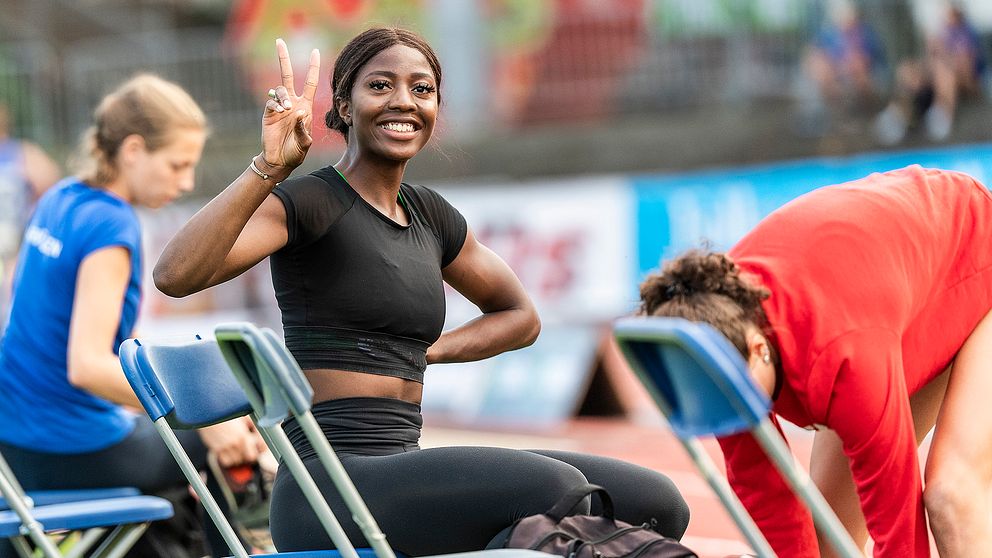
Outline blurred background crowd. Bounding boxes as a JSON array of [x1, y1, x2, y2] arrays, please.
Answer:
[[4, 0, 990, 179], [2, 0, 992, 428]]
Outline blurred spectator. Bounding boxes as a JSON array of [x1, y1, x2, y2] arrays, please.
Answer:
[[798, 0, 886, 135], [0, 74, 265, 558], [874, 3, 986, 145], [0, 101, 60, 329]]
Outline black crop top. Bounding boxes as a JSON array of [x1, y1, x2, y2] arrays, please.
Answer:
[[270, 166, 467, 383]]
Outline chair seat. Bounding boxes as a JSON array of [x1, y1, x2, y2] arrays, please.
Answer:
[[243, 548, 389, 557], [433, 552, 558, 558], [0, 487, 141, 511], [243, 549, 556, 558], [0, 495, 173, 536]]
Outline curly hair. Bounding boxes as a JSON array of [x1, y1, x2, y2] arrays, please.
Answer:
[[639, 250, 772, 360]]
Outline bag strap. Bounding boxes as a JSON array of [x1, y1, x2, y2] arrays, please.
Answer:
[[546, 483, 615, 521]]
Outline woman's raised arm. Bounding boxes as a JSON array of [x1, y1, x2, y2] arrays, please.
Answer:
[[154, 39, 319, 297], [430, 227, 541, 364]]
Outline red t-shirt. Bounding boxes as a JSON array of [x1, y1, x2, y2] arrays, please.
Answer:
[[723, 166, 992, 557]]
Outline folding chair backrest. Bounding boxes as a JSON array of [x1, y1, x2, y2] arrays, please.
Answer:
[[214, 322, 396, 558], [213, 323, 313, 427], [120, 335, 259, 558], [119, 336, 252, 428], [613, 317, 769, 438], [613, 316, 861, 558]]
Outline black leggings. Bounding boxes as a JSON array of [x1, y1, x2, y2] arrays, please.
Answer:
[[270, 398, 690, 556], [0, 416, 231, 557]]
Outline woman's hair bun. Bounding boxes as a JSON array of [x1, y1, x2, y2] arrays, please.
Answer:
[[640, 250, 768, 315]]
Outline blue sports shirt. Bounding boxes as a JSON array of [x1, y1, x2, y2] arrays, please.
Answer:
[[0, 179, 141, 453]]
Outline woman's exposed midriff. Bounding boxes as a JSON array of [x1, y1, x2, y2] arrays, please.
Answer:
[[304, 368, 425, 404]]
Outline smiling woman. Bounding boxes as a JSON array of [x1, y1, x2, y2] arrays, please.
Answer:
[[153, 28, 691, 555]]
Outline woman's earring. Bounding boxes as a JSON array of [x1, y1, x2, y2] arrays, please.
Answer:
[[762, 350, 771, 365]]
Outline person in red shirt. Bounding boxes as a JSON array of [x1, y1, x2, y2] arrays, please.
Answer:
[[640, 165, 992, 557]]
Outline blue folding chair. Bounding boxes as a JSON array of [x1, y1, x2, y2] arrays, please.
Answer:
[[0, 449, 173, 558], [120, 329, 558, 558], [212, 323, 394, 558], [213, 324, 566, 558], [612, 316, 862, 558], [212, 324, 563, 558], [119, 334, 363, 558], [0, 488, 140, 512]]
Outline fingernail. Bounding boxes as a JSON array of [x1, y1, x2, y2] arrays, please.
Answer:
[[283, 100, 292, 108]]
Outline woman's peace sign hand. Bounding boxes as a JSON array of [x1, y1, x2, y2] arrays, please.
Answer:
[[260, 38, 320, 174]]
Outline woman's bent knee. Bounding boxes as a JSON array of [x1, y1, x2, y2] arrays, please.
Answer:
[[666, 489, 691, 538], [924, 471, 980, 530]]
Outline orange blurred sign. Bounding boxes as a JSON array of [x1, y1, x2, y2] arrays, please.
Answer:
[[225, 0, 426, 150]]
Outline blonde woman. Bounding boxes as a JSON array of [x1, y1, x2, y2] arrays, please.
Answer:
[[0, 74, 264, 557]]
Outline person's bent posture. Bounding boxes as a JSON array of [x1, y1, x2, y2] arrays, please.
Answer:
[[642, 166, 992, 557]]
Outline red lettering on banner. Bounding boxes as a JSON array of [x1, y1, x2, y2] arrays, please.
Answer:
[[471, 223, 584, 301]]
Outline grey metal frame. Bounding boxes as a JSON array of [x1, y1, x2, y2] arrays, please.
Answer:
[[0, 451, 151, 558], [673, 420, 864, 558], [150, 418, 250, 558], [614, 320, 863, 558], [249, 414, 360, 558], [0, 453, 62, 557], [675, 437, 774, 557], [750, 420, 863, 557], [214, 322, 396, 558]]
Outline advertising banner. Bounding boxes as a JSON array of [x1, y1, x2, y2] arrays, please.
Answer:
[[440, 176, 636, 326], [634, 143, 992, 283]]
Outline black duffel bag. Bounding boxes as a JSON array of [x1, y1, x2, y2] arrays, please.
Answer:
[[503, 483, 698, 558]]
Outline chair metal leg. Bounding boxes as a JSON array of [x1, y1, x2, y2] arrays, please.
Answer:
[[63, 527, 109, 558], [752, 420, 863, 558], [678, 438, 775, 557], [90, 523, 149, 558], [0, 454, 27, 503], [0, 471, 63, 558], [263, 425, 360, 558], [298, 411, 396, 558], [10, 535, 36, 558], [0, 452, 63, 557], [153, 419, 249, 558], [251, 414, 282, 462]]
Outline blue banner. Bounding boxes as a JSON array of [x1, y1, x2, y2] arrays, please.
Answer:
[[633, 142, 992, 280]]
